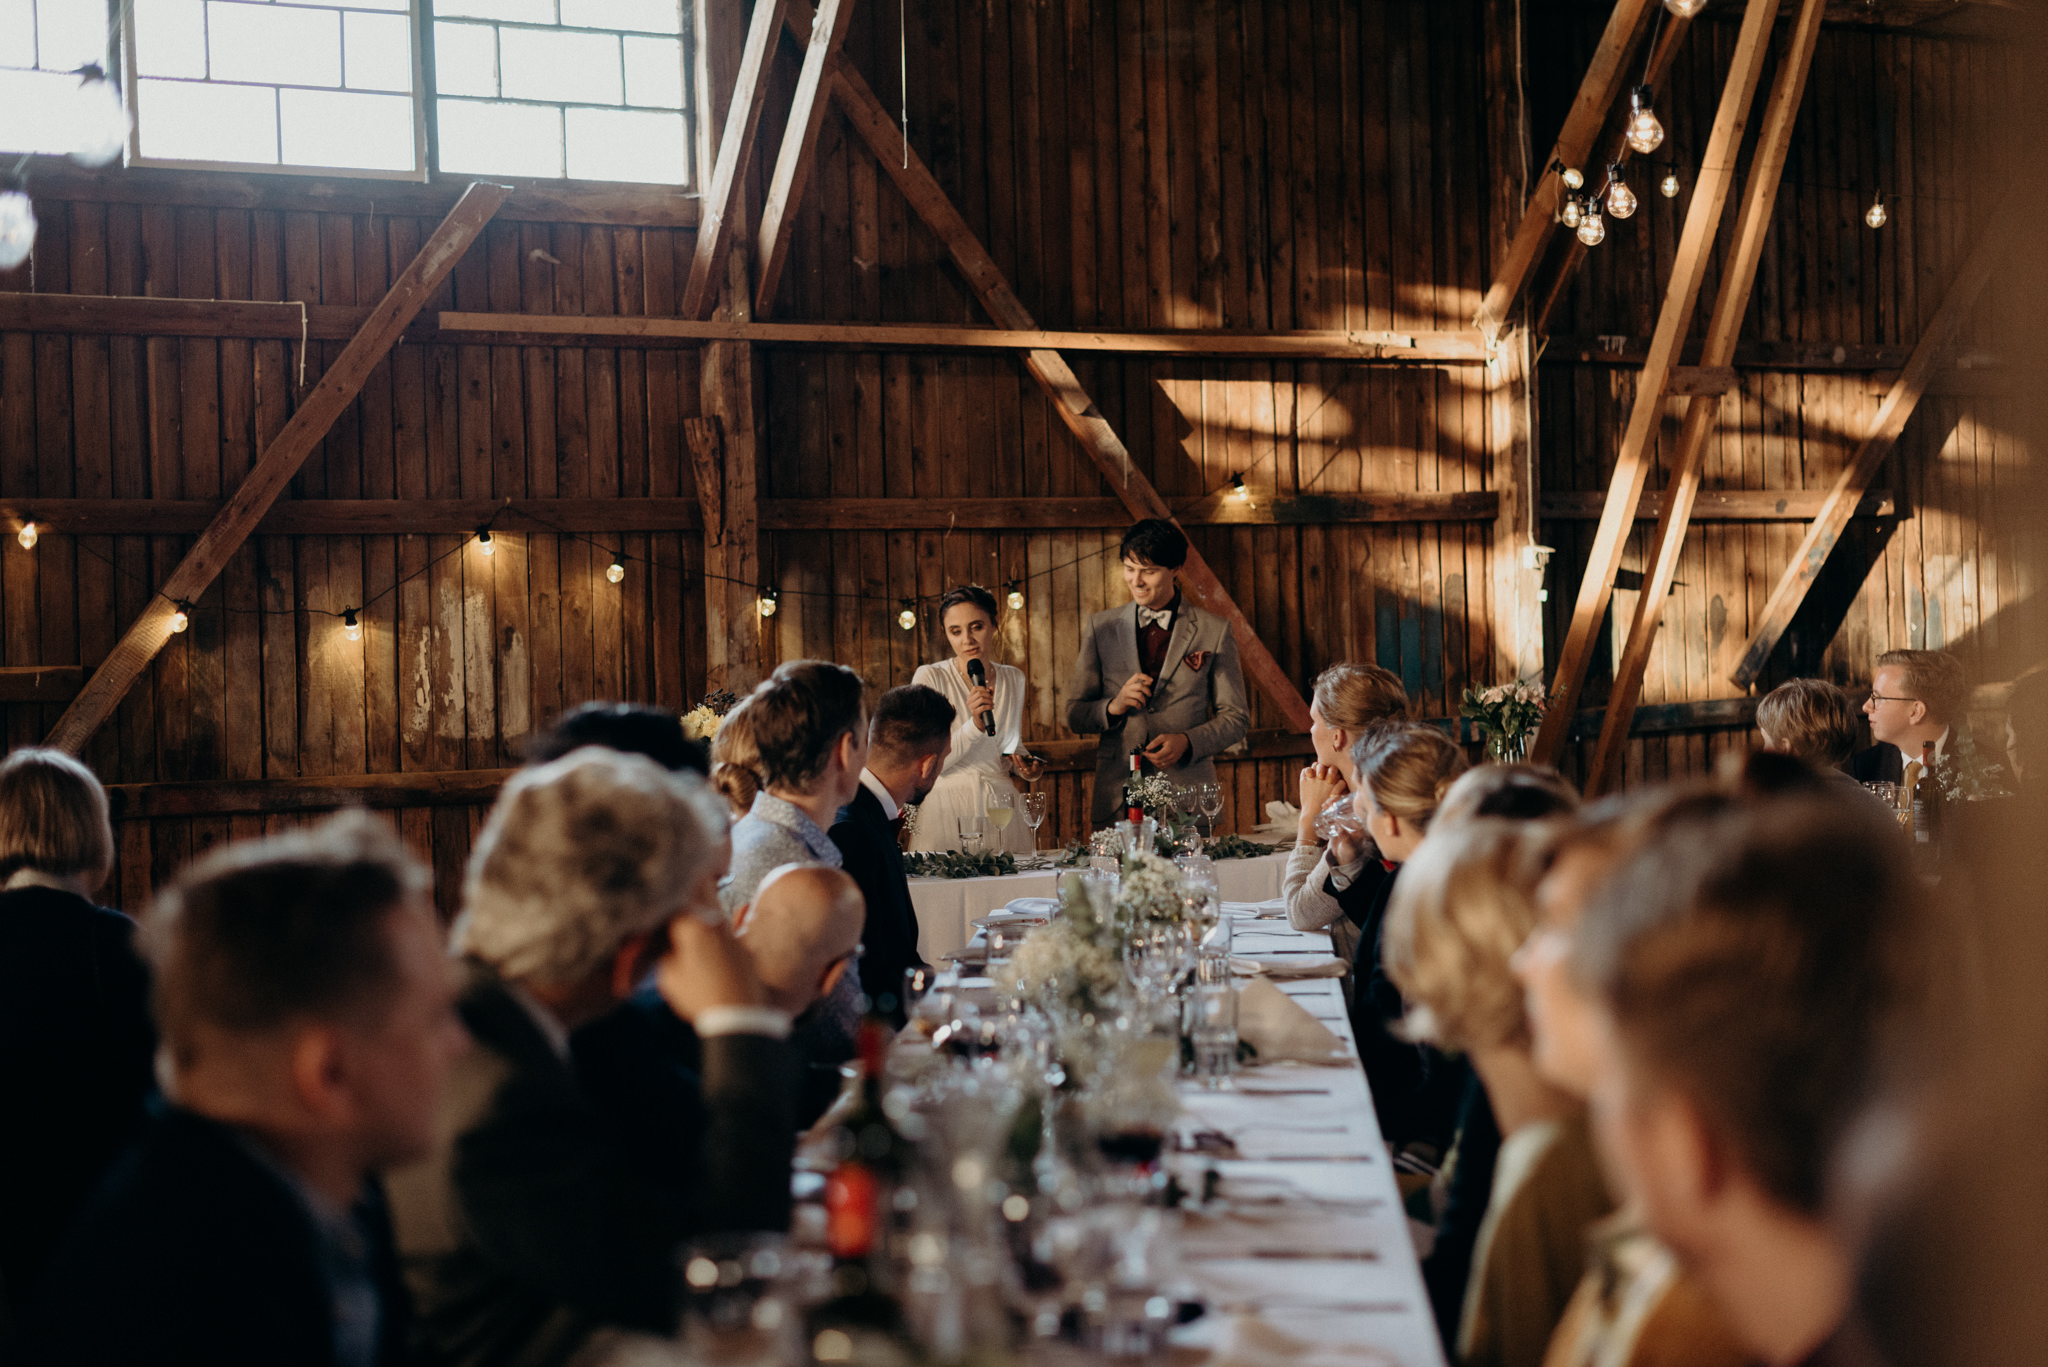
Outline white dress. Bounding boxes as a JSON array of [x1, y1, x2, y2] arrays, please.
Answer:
[[906, 659, 1036, 853]]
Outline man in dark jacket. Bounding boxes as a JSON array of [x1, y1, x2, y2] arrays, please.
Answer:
[[12, 812, 467, 1367], [830, 684, 955, 1025]]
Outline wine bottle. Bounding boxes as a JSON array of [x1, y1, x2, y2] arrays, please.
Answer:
[[1127, 750, 1145, 824], [813, 1020, 909, 1343]]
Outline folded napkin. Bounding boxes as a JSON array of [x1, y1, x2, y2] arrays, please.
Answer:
[[1252, 798, 1302, 841], [1237, 977, 1348, 1063], [998, 897, 1059, 917], [1210, 1312, 1402, 1367], [1230, 955, 1349, 980]]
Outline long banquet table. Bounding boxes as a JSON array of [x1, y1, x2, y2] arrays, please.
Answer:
[[909, 851, 1290, 962]]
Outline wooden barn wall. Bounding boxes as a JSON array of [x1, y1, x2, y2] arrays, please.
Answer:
[[1529, 10, 2035, 788]]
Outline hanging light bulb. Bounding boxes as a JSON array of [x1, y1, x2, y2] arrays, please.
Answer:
[[1626, 86, 1665, 155], [476, 528, 494, 556], [1865, 193, 1887, 229], [1560, 194, 1584, 229], [68, 65, 131, 168], [1229, 472, 1252, 504], [1660, 170, 1682, 199], [897, 602, 917, 632], [1663, 0, 1707, 17], [1559, 165, 1584, 191], [606, 555, 625, 584], [16, 521, 36, 550], [168, 602, 190, 634], [1576, 205, 1606, 247], [1605, 165, 1637, 220], [0, 186, 36, 272], [1005, 583, 1025, 611], [342, 608, 362, 641], [757, 587, 779, 618]]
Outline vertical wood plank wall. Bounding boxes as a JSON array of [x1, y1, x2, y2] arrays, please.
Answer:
[[0, 1, 2025, 910]]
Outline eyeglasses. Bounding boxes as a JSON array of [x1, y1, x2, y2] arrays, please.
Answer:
[[1866, 691, 1919, 706]]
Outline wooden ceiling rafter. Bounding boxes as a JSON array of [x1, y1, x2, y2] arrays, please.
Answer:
[[1585, 0, 1830, 796], [752, 0, 857, 317], [679, 0, 787, 319]]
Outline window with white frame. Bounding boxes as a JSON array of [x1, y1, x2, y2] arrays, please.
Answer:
[[0, 0, 694, 186]]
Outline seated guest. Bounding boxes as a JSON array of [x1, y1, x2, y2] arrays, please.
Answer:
[[15, 812, 465, 1367], [387, 751, 794, 1367], [1286, 663, 1412, 970], [1434, 763, 1580, 830], [1851, 648, 1967, 783], [525, 701, 709, 775], [1384, 819, 1614, 1367], [1572, 779, 1927, 1366], [830, 684, 953, 1025], [1347, 721, 1469, 1154], [732, 865, 867, 1024], [1756, 679, 1862, 777], [0, 749, 156, 1324], [709, 701, 765, 816]]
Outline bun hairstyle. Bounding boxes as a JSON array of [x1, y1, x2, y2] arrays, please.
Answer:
[[939, 584, 1000, 624], [1311, 663, 1411, 730], [709, 703, 764, 816], [1351, 722, 1470, 834]]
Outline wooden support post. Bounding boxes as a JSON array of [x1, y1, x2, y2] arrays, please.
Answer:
[[43, 182, 510, 755], [1473, 0, 1658, 339], [824, 52, 1312, 731], [680, 0, 785, 320], [685, 407, 762, 694], [1586, 0, 1827, 795], [1529, 0, 1780, 768], [753, 0, 856, 317], [1728, 205, 2015, 688]]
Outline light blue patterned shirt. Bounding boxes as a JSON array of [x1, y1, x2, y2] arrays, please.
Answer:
[[720, 791, 862, 1062]]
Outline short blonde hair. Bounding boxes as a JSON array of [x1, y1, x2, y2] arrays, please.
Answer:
[[1383, 818, 1554, 1052], [1875, 649, 1968, 724], [1353, 723, 1470, 832], [1756, 679, 1861, 768], [454, 748, 730, 985], [1312, 664, 1411, 731], [0, 747, 114, 884]]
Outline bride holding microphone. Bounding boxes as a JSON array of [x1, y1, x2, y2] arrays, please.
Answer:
[[907, 585, 1044, 853]]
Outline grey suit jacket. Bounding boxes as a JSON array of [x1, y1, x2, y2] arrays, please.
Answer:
[[1066, 599, 1251, 827]]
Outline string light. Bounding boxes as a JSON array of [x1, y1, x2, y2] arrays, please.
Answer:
[[1005, 582, 1025, 611], [1605, 164, 1637, 220], [1865, 193, 1887, 229], [897, 601, 917, 632], [15, 521, 35, 550], [0, 183, 35, 272], [1560, 195, 1584, 229], [757, 587, 779, 618], [1660, 171, 1681, 199], [342, 607, 362, 641], [1626, 86, 1665, 155], [1576, 205, 1606, 247], [1229, 472, 1254, 507], [1663, 0, 1707, 16], [476, 528, 494, 556], [606, 555, 625, 584], [168, 601, 191, 634], [1558, 164, 1584, 191], [68, 65, 130, 168]]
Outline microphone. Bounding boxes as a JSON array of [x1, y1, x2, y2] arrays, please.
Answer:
[[967, 658, 996, 736]]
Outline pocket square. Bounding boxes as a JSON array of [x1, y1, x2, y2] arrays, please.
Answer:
[[1183, 650, 1213, 672]]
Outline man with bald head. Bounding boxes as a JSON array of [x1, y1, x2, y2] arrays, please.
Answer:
[[732, 864, 867, 1020]]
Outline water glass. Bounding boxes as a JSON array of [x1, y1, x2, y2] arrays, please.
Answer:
[[1313, 792, 1367, 844], [1189, 983, 1239, 1089], [957, 814, 987, 854]]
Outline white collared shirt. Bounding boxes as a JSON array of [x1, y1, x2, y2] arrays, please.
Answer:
[[859, 767, 901, 821]]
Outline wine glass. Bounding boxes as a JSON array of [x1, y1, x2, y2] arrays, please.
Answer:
[[1173, 784, 1204, 853], [984, 782, 1016, 845], [1020, 791, 1048, 852], [1198, 782, 1225, 840]]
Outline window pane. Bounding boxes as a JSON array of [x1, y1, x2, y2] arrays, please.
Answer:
[[431, 21, 496, 97], [0, 67, 83, 154], [343, 10, 412, 92], [209, 2, 342, 88], [0, 0, 31, 68], [561, 0, 679, 36], [621, 35, 680, 109], [335, 0, 409, 10], [37, 0, 107, 70], [498, 26, 618, 106], [132, 0, 207, 79], [280, 87, 414, 169], [436, 97, 560, 177], [565, 106, 683, 184], [135, 77, 277, 162], [434, 0, 553, 22]]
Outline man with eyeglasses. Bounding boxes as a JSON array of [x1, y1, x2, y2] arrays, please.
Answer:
[[1849, 648, 1968, 785]]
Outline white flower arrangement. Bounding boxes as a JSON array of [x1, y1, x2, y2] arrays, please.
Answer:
[[1122, 771, 1183, 819], [1115, 848, 1190, 926], [679, 705, 723, 740], [1460, 679, 1549, 761], [991, 921, 1122, 1015]]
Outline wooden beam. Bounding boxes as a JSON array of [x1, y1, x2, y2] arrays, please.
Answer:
[[825, 51, 1313, 732], [680, 0, 786, 319], [1529, 0, 1781, 768], [42, 182, 510, 755], [1, 498, 704, 536], [1541, 489, 1896, 521], [1669, 365, 1738, 396], [753, 0, 856, 316], [1588, 0, 1828, 796], [1545, 334, 1922, 371], [104, 769, 515, 820], [1728, 203, 2015, 687], [1473, 0, 1659, 338], [0, 666, 84, 703]]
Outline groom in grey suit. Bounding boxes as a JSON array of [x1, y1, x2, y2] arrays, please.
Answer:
[[1067, 519, 1251, 828]]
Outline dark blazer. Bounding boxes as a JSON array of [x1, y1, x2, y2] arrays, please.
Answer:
[[830, 783, 924, 1027], [0, 885, 156, 1318], [384, 962, 796, 1367], [1347, 866, 1466, 1154], [1848, 743, 1905, 785], [11, 1106, 410, 1367]]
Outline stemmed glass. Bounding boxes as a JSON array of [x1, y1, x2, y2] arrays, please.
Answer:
[[1173, 784, 1204, 853], [1198, 782, 1225, 841], [983, 781, 1017, 846], [1020, 791, 1048, 853]]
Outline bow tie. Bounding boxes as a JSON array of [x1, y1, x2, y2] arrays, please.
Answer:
[[1138, 606, 1173, 629]]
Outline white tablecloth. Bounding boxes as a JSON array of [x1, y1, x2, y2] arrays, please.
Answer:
[[909, 851, 1291, 961]]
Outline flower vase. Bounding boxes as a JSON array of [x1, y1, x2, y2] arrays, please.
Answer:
[[1485, 730, 1530, 764]]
